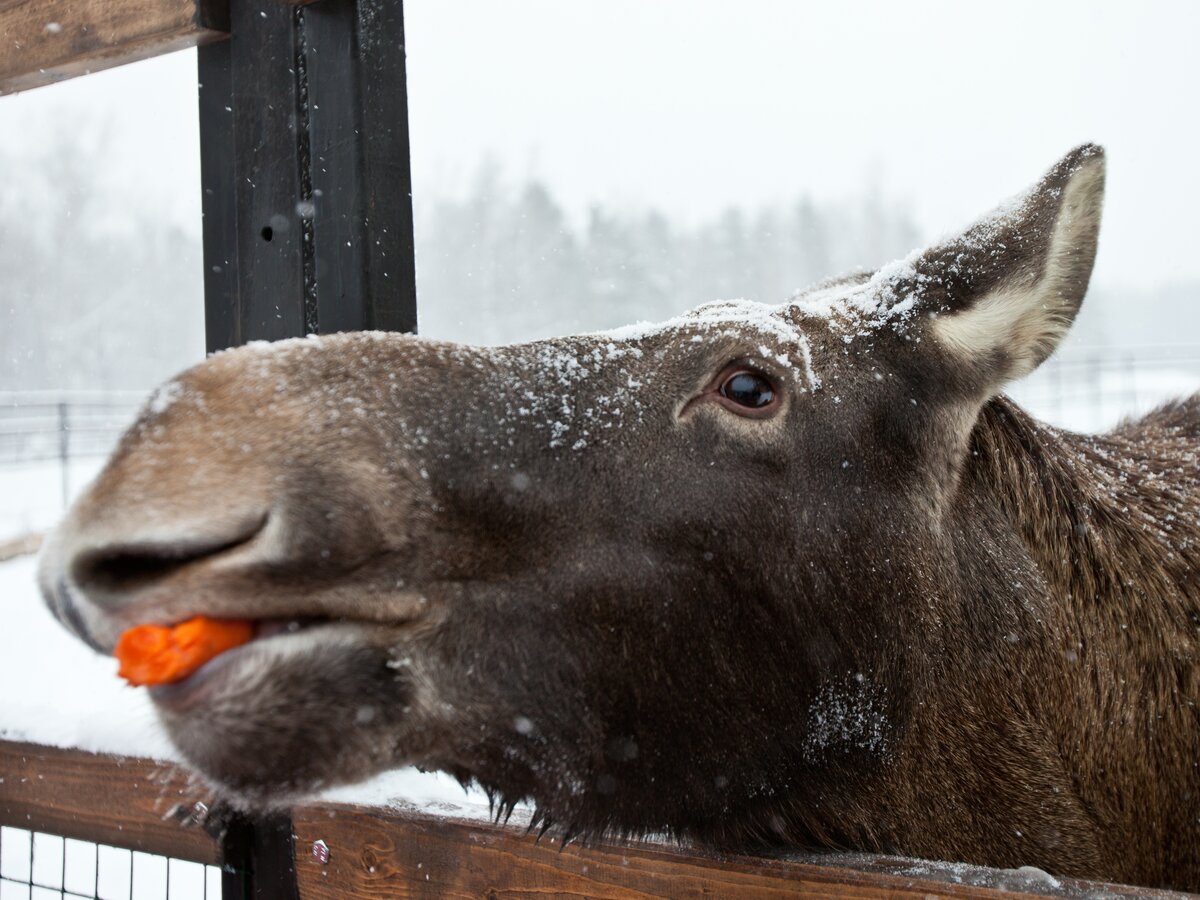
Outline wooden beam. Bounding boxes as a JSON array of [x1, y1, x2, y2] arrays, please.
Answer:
[[0, 0, 229, 95], [0, 739, 1184, 897], [291, 803, 1184, 899], [0, 740, 220, 864], [199, 0, 417, 353]]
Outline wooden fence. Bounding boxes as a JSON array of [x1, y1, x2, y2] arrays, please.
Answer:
[[1, 739, 1186, 898]]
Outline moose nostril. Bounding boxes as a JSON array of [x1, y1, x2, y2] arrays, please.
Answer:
[[69, 516, 269, 598], [74, 546, 204, 593]]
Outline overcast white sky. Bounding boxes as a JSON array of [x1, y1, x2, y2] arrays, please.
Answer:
[[0, 0, 1197, 293]]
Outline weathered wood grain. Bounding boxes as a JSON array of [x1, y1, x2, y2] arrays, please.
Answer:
[[0, 740, 219, 863], [0, 0, 229, 95], [0, 739, 1186, 897], [291, 803, 1185, 899]]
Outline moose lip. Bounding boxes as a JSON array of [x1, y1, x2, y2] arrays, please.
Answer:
[[147, 616, 331, 707], [252, 616, 327, 640]]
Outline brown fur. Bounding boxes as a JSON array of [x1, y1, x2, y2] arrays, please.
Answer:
[[37, 145, 1200, 889]]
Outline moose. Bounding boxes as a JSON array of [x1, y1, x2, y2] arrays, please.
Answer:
[[37, 145, 1200, 890]]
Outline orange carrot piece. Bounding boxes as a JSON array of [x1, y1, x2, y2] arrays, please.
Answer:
[[115, 616, 254, 686]]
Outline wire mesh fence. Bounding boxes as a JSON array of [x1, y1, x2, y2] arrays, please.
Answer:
[[0, 393, 144, 468], [0, 826, 221, 900], [0, 393, 143, 539], [1006, 346, 1200, 433]]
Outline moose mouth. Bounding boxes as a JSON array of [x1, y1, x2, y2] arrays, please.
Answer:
[[145, 615, 334, 707]]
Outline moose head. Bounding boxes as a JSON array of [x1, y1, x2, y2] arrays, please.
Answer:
[[45, 145, 1191, 886]]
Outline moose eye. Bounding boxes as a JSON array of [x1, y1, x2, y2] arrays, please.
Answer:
[[719, 370, 776, 410]]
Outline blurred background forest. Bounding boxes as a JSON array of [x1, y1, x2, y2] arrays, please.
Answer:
[[2, 126, 1193, 392], [0, 133, 925, 392]]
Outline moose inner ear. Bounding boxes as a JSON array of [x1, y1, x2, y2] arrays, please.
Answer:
[[921, 144, 1106, 389]]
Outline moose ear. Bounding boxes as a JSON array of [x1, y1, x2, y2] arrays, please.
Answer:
[[919, 144, 1106, 386]]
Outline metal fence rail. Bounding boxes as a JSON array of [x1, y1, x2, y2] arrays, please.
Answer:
[[1007, 345, 1200, 432], [0, 394, 143, 514], [0, 400, 143, 466]]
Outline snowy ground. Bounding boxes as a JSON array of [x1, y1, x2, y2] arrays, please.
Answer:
[[0, 458, 104, 546], [0, 554, 494, 822]]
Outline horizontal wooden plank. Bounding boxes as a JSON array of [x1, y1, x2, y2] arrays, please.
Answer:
[[0, 740, 219, 864], [291, 803, 1185, 899], [1, 739, 1183, 897], [0, 0, 229, 95]]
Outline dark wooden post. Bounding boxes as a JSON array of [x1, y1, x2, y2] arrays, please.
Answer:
[[198, 0, 417, 354], [195, 0, 417, 894], [219, 812, 303, 900], [304, 0, 419, 335]]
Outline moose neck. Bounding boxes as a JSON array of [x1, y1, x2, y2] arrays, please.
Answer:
[[925, 394, 1200, 886], [966, 394, 1200, 615]]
